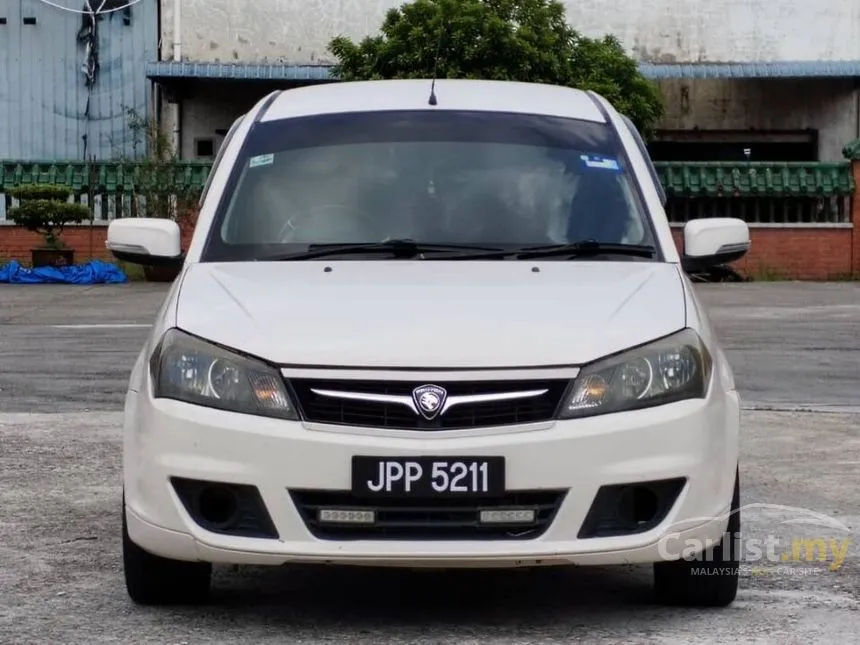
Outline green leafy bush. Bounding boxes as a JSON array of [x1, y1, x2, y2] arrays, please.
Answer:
[[328, 0, 664, 137], [8, 185, 74, 202], [7, 184, 89, 249]]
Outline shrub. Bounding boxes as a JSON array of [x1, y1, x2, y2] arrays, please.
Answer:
[[7, 184, 89, 249]]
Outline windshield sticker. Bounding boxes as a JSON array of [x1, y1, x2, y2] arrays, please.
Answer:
[[249, 153, 274, 168], [581, 155, 620, 171]]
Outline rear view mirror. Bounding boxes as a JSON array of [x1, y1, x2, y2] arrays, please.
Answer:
[[681, 218, 750, 273], [106, 218, 183, 267]]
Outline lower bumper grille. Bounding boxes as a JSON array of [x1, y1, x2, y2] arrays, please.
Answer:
[[171, 477, 279, 539], [577, 478, 686, 539], [289, 490, 568, 541]]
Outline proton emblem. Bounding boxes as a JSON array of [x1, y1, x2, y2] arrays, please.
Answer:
[[411, 384, 448, 420]]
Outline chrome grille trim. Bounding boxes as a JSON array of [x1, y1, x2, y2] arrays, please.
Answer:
[[309, 388, 550, 415]]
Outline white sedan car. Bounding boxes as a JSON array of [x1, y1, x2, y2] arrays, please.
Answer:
[[108, 79, 749, 608]]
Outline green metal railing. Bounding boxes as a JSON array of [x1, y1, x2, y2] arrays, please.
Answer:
[[653, 161, 856, 225], [0, 160, 211, 221], [653, 161, 855, 197], [0, 159, 855, 225], [0, 160, 211, 193]]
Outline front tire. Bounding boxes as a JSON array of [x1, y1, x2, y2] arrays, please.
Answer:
[[653, 468, 741, 607], [123, 498, 212, 605]]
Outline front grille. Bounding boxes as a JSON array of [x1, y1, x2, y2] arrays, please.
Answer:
[[290, 489, 568, 540], [287, 378, 570, 430]]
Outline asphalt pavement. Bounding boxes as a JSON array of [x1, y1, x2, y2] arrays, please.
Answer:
[[1, 281, 859, 644]]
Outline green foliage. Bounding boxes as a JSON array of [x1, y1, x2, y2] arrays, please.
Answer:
[[7, 184, 89, 249], [567, 35, 664, 140], [9, 184, 75, 202], [327, 0, 664, 137], [843, 138, 860, 161], [124, 107, 199, 219]]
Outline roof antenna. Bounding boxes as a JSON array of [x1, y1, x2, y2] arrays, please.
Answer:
[[428, 21, 444, 106]]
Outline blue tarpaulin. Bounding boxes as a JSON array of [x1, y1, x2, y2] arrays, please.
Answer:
[[0, 260, 128, 284]]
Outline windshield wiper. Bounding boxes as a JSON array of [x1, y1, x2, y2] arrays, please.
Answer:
[[260, 239, 513, 261], [258, 238, 655, 262], [515, 240, 656, 260]]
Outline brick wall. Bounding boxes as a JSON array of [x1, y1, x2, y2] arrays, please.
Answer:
[[853, 160, 860, 276], [0, 225, 111, 263], [0, 223, 196, 265], [670, 226, 856, 280]]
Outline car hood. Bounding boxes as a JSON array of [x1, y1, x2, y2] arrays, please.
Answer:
[[174, 261, 687, 368]]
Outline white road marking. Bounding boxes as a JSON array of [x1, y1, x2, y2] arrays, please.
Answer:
[[50, 323, 152, 329]]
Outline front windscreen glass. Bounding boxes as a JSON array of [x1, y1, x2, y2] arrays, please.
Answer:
[[202, 110, 656, 261]]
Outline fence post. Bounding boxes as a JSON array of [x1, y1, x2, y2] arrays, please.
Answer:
[[87, 156, 96, 261], [844, 140, 860, 276]]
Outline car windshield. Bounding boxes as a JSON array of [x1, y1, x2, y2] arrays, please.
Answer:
[[202, 110, 656, 261]]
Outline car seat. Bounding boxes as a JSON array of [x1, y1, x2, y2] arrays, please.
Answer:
[[566, 169, 633, 244]]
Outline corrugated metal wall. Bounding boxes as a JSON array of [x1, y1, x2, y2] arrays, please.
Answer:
[[0, 0, 158, 161]]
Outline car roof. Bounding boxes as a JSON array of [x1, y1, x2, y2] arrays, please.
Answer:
[[260, 79, 607, 124]]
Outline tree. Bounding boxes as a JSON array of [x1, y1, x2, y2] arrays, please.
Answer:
[[328, 0, 664, 138]]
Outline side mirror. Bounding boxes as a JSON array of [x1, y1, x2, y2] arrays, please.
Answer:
[[106, 218, 183, 267], [681, 218, 750, 273]]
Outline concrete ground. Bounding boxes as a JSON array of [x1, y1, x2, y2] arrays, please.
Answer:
[[1, 282, 859, 644]]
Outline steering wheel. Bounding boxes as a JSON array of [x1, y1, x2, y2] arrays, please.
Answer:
[[276, 204, 381, 243]]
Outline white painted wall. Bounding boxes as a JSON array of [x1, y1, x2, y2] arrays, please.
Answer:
[[571, 0, 860, 63], [160, 0, 860, 65]]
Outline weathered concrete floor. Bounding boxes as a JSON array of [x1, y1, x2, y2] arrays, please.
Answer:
[[1, 282, 859, 643], [0, 409, 857, 644]]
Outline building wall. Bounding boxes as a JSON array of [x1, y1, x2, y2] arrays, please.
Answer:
[[657, 79, 860, 161], [159, 0, 860, 161], [175, 78, 860, 162], [570, 0, 859, 64], [159, 0, 860, 65], [176, 84, 270, 159], [0, 0, 159, 160]]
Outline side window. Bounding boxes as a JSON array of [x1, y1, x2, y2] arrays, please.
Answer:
[[620, 114, 666, 206], [198, 115, 245, 206]]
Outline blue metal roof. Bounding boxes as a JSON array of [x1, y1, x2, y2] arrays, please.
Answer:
[[145, 61, 334, 81], [639, 60, 860, 79], [146, 59, 860, 83]]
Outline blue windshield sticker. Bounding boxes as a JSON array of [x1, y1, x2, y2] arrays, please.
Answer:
[[581, 154, 620, 171], [249, 153, 274, 168]]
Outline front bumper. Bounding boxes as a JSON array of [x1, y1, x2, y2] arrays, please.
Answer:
[[123, 382, 740, 568]]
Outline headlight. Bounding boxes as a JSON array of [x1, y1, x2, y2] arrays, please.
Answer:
[[150, 328, 298, 420], [559, 328, 712, 419]]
